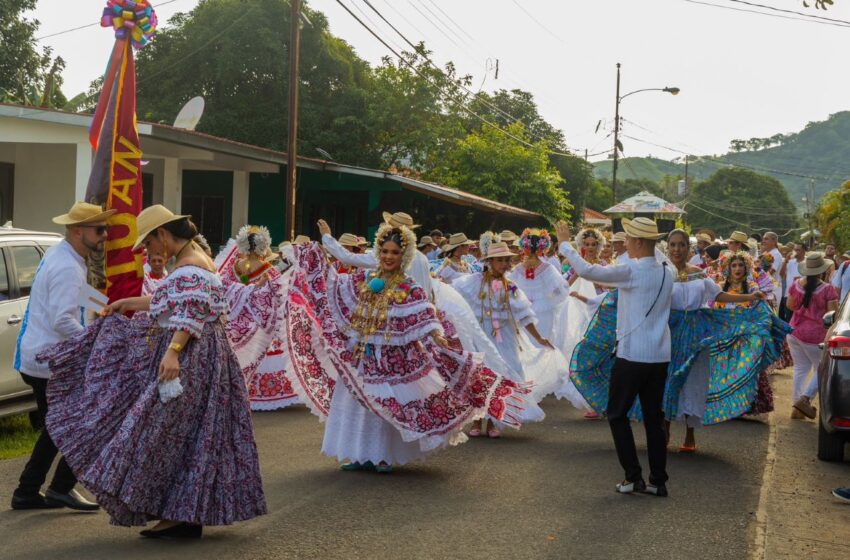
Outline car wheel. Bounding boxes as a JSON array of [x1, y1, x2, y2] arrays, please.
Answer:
[[817, 417, 846, 462], [27, 410, 43, 430]]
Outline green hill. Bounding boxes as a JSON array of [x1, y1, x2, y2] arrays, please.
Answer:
[[592, 111, 850, 206]]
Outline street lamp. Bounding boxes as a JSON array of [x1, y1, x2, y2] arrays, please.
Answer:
[[611, 63, 679, 205]]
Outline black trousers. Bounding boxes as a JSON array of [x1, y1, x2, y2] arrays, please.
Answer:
[[16, 373, 76, 496], [606, 358, 669, 486]]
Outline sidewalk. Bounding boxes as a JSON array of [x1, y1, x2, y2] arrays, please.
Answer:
[[754, 369, 850, 559]]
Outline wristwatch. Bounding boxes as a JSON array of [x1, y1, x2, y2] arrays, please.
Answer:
[[168, 342, 184, 354]]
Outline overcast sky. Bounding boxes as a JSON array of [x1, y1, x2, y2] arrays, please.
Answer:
[[30, 0, 850, 164]]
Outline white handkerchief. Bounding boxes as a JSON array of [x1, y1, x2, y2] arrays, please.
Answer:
[[158, 378, 184, 404]]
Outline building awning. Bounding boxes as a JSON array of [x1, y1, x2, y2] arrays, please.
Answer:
[[583, 207, 611, 225], [1, 103, 542, 220], [604, 190, 685, 215]]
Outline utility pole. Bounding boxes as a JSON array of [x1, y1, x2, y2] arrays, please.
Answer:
[[806, 178, 816, 249], [285, 0, 302, 241], [611, 62, 621, 206]]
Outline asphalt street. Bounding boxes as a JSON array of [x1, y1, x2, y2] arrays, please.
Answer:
[[0, 397, 768, 559]]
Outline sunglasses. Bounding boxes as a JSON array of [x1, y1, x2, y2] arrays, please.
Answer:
[[81, 225, 109, 235]]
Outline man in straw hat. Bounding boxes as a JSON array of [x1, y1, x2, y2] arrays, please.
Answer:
[[726, 230, 749, 253], [611, 231, 628, 265], [10, 202, 111, 511], [689, 232, 713, 267], [556, 217, 674, 497], [417, 236, 436, 256]]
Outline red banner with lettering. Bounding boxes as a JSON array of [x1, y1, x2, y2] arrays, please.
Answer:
[[87, 40, 144, 302]]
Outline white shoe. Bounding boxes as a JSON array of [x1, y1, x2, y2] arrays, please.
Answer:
[[615, 479, 646, 494]]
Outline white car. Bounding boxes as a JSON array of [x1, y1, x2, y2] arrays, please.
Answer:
[[0, 225, 63, 424]]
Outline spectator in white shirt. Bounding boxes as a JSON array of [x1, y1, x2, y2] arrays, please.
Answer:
[[761, 232, 786, 290], [689, 232, 712, 267], [831, 249, 850, 306], [557, 217, 674, 498], [11, 202, 112, 512]]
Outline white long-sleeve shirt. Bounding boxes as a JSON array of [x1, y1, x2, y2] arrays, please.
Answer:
[[831, 260, 850, 305], [321, 234, 434, 300], [560, 241, 674, 363], [14, 240, 87, 378]]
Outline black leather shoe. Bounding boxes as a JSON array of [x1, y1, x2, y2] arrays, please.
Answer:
[[44, 488, 100, 511], [140, 523, 203, 539], [11, 491, 64, 510]]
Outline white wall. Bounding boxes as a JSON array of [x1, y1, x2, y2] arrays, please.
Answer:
[[12, 143, 76, 233]]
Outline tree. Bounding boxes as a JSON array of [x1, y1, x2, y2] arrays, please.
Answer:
[[0, 0, 66, 107], [815, 180, 850, 249], [134, 0, 375, 166], [431, 122, 572, 223], [685, 168, 800, 238]]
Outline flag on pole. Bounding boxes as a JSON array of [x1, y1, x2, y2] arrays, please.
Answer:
[[85, 1, 158, 303]]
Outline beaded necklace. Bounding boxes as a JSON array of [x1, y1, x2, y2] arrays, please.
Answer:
[[478, 270, 522, 349], [350, 269, 409, 360]]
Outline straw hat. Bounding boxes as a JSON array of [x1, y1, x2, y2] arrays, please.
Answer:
[[480, 241, 517, 260], [417, 235, 435, 248], [132, 205, 190, 250], [293, 235, 311, 245], [798, 252, 834, 276], [52, 202, 117, 226], [356, 236, 368, 247], [382, 211, 420, 230], [611, 232, 627, 243], [439, 233, 476, 255], [338, 233, 360, 248], [726, 231, 749, 244], [695, 232, 712, 244], [622, 218, 665, 240], [499, 230, 519, 242]]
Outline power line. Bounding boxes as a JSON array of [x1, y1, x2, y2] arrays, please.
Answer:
[[335, 0, 578, 159], [682, 0, 850, 28], [422, 0, 476, 42], [509, 0, 569, 46], [406, 0, 466, 50], [35, 0, 184, 41], [356, 0, 578, 154], [417, 0, 474, 47], [725, 0, 850, 25]]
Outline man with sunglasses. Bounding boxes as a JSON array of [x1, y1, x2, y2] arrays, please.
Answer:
[[10, 202, 114, 512]]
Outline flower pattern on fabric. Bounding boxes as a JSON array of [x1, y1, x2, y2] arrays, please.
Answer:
[[571, 291, 792, 424], [282, 242, 530, 445], [40, 314, 266, 527], [149, 267, 227, 337]]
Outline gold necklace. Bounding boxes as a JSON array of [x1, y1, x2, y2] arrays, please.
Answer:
[[350, 269, 407, 359]]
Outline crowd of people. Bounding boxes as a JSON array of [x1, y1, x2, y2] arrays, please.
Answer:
[[8, 201, 850, 539]]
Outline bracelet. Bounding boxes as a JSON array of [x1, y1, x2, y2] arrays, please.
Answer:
[[168, 342, 184, 354]]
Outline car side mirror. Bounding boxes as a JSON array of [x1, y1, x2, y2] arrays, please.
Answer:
[[823, 310, 836, 328]]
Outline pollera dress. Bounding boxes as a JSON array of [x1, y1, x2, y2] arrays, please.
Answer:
[[282, 244, 533, 466], [41, 266, 266, 526], [570, 284, 791, 424], [452, 272, 566, 404], [215, 240, 301, 411]]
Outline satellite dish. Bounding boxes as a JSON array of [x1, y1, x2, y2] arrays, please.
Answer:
[[173, 96, 205, 130]]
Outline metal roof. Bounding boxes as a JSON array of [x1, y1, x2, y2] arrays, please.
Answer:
[[1, 103, 542, 219]]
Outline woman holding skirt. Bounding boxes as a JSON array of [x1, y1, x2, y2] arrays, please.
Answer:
[[40, 205, 266, 538]]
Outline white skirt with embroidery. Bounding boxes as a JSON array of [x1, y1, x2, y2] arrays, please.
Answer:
[[321, 386, 430, 466]]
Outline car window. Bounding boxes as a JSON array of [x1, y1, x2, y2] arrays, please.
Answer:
[[11, 246, 43, 298], [0, 252, 9, 302]]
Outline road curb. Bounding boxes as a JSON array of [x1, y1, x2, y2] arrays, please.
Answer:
[[749, 409, 776, 560]]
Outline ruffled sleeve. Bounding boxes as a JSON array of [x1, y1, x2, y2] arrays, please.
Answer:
[[508, 282, 537, 327], [149, 268, 226, 337]]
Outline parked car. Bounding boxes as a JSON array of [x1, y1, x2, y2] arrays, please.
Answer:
[[0, 225, 63, 426], [818, 304, 850, 461]]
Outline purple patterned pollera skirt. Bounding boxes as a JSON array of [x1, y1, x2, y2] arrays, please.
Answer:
[[42, 314, 267, 527]]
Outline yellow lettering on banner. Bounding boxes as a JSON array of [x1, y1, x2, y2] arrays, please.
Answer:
[[105, 212, 138, 252], [114, 136, 142, 175], [110, 179, 135, 206], [105, 253, 144, 289]]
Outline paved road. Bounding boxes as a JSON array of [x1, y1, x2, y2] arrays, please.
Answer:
[[0, 397, 768, 559]]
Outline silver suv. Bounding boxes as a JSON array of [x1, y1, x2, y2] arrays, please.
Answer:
[[0, 225, 63, 424]]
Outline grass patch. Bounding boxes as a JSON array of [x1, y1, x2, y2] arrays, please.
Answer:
[[0, 414, 39, 460]]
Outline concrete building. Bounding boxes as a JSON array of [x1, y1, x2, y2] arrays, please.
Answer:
[[0, 103, 544, 248]]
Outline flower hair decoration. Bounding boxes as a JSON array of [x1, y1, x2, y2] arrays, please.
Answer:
[[236, 225, 272, 257], [373, 223, 417, 272], [577, 226, 603, 243], [719, 250, 754, 279], [518, 228, 552, 256], [478, 231, 501, 258]]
